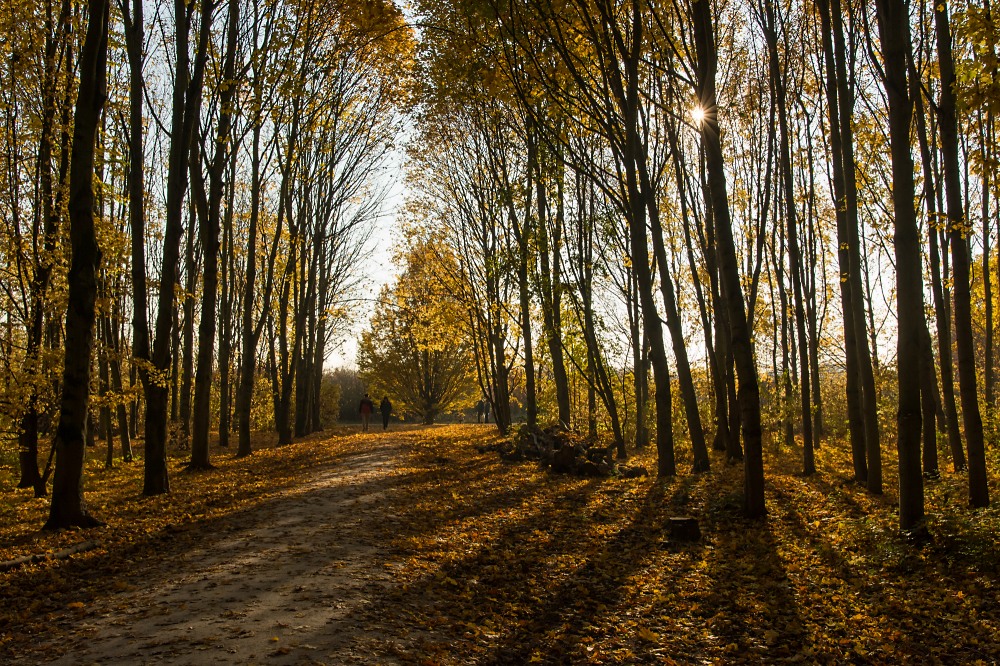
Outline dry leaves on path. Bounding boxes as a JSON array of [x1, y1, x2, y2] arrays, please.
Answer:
[[2, 424, 999, 665]]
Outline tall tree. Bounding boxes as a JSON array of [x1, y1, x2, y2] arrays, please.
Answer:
[[690, 0, 765, 517], [44, 0, 110, 530], [933, 0, 989, 508], [188, 0, 242, 469], [873, 0, 926, 530]]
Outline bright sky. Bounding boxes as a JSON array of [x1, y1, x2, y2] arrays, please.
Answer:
[[325, 149, 407, 370]]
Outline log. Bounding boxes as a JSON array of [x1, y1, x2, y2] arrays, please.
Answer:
[[0, 540, 100, 572]]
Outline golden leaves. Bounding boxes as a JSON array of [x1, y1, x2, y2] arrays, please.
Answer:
[[2, 425, 999, 663]]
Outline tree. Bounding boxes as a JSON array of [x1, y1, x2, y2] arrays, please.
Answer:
[[873, 0, 925, 530], [358, 239, 479, 424], [690, 0, 765, 517], [44, 0, 110, 530], [933, 0, 989, 509]]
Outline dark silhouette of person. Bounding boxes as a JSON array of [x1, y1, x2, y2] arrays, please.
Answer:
[[379, 396, 392, 431], [359, 393, 375, 432], [475, 399, 485, 423], [483, 399, 490, 424]]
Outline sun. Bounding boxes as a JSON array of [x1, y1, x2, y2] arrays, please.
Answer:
[[691, 105, 706, 125]]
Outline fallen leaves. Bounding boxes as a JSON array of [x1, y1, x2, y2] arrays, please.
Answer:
[[1, 424, 998, 664]]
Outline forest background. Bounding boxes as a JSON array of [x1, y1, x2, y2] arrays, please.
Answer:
[[1, 0, 999, 535]]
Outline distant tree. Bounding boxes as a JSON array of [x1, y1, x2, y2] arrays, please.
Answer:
[[358, 239, 479, 425], [319, 372, 343, 428], [329, 368, 366, 422]]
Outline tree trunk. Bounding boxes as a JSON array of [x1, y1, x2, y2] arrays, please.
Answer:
[[103, 315, 132, 461], [44, 0, 109, 530], [761, 0, 814, 474], [831, 0, 882, 493], [639, 147, 710, 472], [179, 211, 197, 445], [914, 74, 965, 471], [237, 123, 264, 458], [815, 0, 867, 483], [142, 0, 213, 494], [536, 158, 571, 427], [691, 0, 765, 518], [874, 0, 925, 530], [933, 1, 989, 508], [919, 320, 940, 477], [982, 114, 994, 414], [189, 0, 240, 467]]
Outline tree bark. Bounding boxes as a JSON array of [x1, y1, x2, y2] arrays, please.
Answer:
[[933, 1, 989, 508], [691, 0, 765, 518], [874, 0, 925, 530], [44, 0, 109, 530], [815, 0, 867, 482]]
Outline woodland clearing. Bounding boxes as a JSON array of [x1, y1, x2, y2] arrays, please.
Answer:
[[1, 424, 998, 664]]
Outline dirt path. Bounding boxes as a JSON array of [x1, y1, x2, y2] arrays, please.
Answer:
[[18, 436, 410, 665]]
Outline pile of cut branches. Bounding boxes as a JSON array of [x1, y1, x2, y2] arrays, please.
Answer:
[[481, 424, 648, 478]]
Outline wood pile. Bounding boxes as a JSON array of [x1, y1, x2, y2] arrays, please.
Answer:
[[480, 425, 649, 479]]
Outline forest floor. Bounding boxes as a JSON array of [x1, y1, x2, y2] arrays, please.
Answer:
[[1, 423, 999, 665]]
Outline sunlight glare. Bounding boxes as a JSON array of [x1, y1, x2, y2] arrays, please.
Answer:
[[691, 105, 706, 125]]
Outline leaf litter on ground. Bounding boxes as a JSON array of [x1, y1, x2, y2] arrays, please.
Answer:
[[0, 424, 998, 664]]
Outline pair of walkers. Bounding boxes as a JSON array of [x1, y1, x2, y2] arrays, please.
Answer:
[[359, 393, 392, 432]]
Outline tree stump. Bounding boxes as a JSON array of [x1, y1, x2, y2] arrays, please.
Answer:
[[667, 516, 701, 542]]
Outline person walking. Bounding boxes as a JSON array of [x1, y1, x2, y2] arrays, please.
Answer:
[[379, 396, 392, 431], [475, 399, 485, 424], [359, 393, 375, 432]]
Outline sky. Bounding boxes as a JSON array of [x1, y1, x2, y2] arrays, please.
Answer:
[[325, 149, 408, 370]]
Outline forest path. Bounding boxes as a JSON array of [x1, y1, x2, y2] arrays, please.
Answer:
[[23, 431, 412, 665]]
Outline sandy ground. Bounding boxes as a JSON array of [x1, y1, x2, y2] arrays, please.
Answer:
[[15, 436, 411, 665]]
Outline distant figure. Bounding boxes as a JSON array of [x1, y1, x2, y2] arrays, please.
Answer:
[[380, 396, 392, 431], [359, 393, 375, 432], [483, 400, 490, 424], [475, 399, 485, 423]]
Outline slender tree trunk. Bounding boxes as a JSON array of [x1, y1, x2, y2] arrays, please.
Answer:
[[237, 123, 263, 458], [914, 80, 965, 471], [933, 1, 989, 508], [189, 0, 240, 467], [874, 0, 925, 530], [536, 159, 571, 427], [143, 0, 213, 494], [179, 210, 197, 444], [831, 0, 882, 493], [761, 0, 814, 474], [44, 0, 109, 530], [816, 0, 867, 482], [98, 318, 114, 468], [638, 147, 710, 472], [628, 269, 647, 449], [103, 315, 131, 461], [691, 0, 765, 517], [919, 320, 940, 477], [621, 38, 675, 477], [983, 116, 993, 413]]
